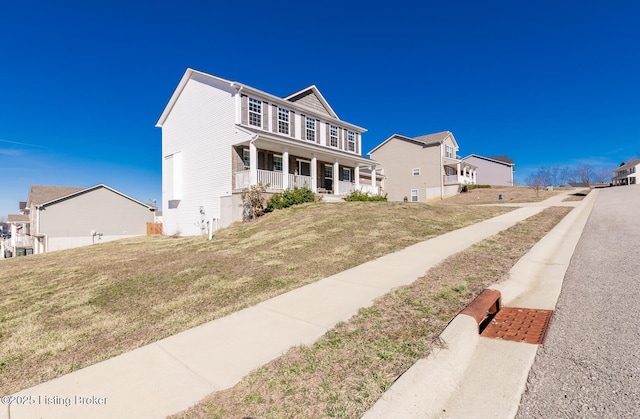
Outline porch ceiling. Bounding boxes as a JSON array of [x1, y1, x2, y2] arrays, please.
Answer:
[[234, 134, 378, 167]]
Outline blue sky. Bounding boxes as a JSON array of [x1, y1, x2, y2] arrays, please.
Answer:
[[1, 1, 638, 217]]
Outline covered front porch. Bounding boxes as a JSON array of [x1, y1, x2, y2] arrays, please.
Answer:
[[443, 158, 477, 186], [233, 134, 381, 196]]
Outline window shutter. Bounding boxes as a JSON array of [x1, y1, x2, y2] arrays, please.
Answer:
[[241, 95, 248, 125], [339, 128, 344, 150], [272, 104, 277, 133], [290, 111, 295, 138], [316, 120, 320, 144], [326, 122, 330, 146], [262, 102, 268, 130]]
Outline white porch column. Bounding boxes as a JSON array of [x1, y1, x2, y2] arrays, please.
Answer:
[[371, 166, 377, 188], [249, 140, 258, 186], [333, 160, 340, 195], [457, 162, 461, 177], [282, 148, 289, 190], [311, 154, 317, 192], [355, 163, 360, 187]]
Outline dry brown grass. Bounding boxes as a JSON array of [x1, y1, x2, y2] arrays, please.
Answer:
[[437, 185, 564, 205], [173, 206, 572, 419], [0, 201, 511, 395], [562, 188, 591, 201]]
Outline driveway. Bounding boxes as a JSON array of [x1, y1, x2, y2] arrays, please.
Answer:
[[517, 185, 640, 417]]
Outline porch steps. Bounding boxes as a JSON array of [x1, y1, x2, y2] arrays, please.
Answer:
[[321, 195, 345, 203]]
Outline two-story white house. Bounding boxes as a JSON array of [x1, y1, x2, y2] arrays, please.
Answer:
[[612, 159, 639, 186], [156, 68, 380, 236]]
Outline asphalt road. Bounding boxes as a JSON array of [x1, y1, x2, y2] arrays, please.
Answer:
[[517, 185, 640, 418]]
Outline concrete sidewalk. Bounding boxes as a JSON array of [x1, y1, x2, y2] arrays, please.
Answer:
[[364, 189, 597, 418], [3, 191, 586, 419]]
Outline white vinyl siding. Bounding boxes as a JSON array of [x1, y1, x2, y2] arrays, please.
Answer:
[[161, 74, 243, 235]]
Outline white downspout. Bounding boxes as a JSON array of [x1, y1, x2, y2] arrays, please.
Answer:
[[440, 143, 444, 200]]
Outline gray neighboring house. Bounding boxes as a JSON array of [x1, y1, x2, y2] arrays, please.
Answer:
[[369, 131, 477, 203], [4, 184, 155, 255], [461, 154, 515, 186]]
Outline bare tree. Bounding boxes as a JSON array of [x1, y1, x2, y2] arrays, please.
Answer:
[[594, 167, 613, 184], [574, 163, 595, 184], [525, 171, 545, 196]]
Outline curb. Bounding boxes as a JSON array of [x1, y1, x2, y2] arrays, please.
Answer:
[[364, 191, 598, 418]]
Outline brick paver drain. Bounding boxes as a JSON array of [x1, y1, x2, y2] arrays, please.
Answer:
[[480, 307, 553, 345]]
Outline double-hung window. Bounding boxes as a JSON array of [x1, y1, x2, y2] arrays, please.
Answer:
[[412, 168, 420, 176], [273, 154, 283, 172], [248, 98, 262, 127], [242, 149, 250, 169], [347, 131, 356, 152], [306, 117, 315, 142], [330, 125, 339, 147], [411, 189, 419, 202], [445, 145, 453, 158], [342, 168, 351, 182], [278, 107, 289, 135]]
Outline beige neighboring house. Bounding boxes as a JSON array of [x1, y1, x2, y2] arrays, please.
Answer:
[[461, 154, 515, 186], [612, 159, 639, 186], [4, 184, 156, 256], [368, 131, 477, 202]]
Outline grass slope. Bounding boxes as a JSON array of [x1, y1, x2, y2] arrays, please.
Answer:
[[0, 201, 511, 394], [174, 206, 572, 418]]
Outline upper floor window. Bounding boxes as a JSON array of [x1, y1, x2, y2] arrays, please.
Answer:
[[330, 125, 339, 147], [347, 131, 356, 152], [306, 117, 315, 142], [248, 98, 262, 127], [412, 168, 420, 176], [278, 107, 289, 135], [445, 145, 453, 158]]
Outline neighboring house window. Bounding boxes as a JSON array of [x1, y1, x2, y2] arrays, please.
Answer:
[[306, 117, 315, 142], [330, 125, 339, 147], [248, 98, 262, 127], [412, 168, 420, 176], [273, 154, 283, 172], [445, 167, 455, 176], [342, 168, 351, 182], [411, 189, 418, 202], [242, 149, 250, 169], [278, 107, 289, 135], [347, 131, 356, 152], [445, 145, 453, 158]]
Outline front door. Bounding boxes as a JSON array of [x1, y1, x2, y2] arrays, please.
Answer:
[[323, 165, 333, 191]]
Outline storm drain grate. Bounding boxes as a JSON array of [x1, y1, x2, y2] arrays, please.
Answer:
[[480, 307, 553, 345]]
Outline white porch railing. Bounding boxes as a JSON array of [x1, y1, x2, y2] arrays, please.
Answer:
[[235, 170, 380, 195], [11, 234, 33, 247], [356, 184, 380, 195], [288, 174, 313, 189], [444, 175, 474, 185]]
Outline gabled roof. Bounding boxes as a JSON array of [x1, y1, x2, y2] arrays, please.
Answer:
[[462, 154, 515, 167], [34, 184, 155, 210], [156, 68, 365, 131], [616, 159, 640, 171], [7, 214, 29, 223], [283, 85, 338, 119], [368, 131, 456, 155], [27, 185, 85, 207], [24, 184, 154, 210]]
